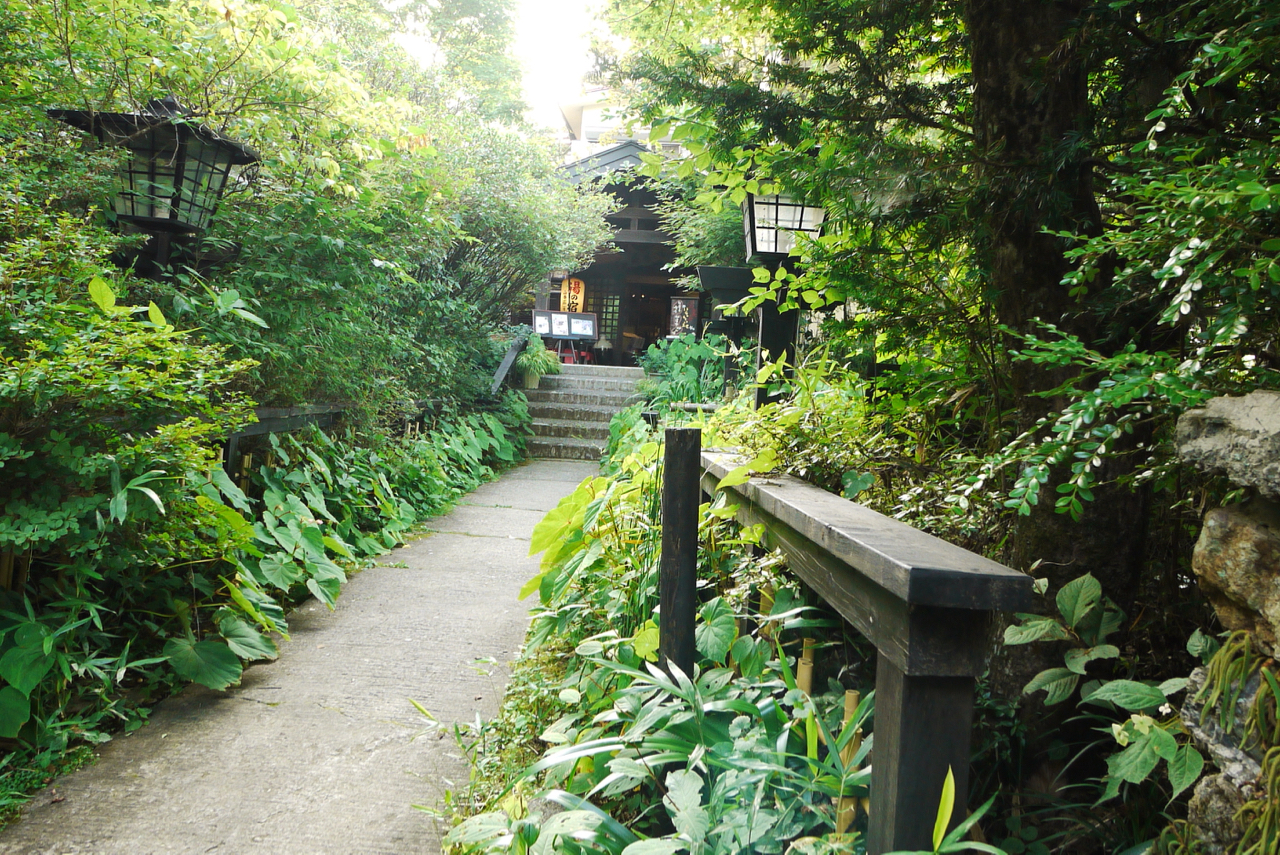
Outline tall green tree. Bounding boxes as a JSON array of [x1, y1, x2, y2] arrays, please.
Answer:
[[606, 0, 1280, 689]]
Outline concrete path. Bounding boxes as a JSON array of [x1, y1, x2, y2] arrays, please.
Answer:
[[0, 459, 596, 855]]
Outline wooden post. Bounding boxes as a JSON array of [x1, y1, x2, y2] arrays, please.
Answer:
[[867, 655, 975, 853], [755, 285, 800, 409], [0, 552, 12, 590], [659, 427, 701, 677]]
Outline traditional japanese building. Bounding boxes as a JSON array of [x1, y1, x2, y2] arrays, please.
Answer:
[[540, 140, 704, 365]]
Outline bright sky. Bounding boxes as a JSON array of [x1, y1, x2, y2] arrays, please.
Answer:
[[512, 0, 603, 132]]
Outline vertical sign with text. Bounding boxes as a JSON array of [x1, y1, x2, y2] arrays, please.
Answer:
[[560, 277, 585, 313]]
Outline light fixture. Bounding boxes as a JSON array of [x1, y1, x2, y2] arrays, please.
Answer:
[[48, 96, 259, 237], [742, 193, 825, 262]]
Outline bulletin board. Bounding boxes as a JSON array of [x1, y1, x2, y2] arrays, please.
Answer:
[[533, 310, 598, 342]]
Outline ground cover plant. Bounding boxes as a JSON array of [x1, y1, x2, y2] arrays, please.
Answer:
[[635, 333, 750, 408]]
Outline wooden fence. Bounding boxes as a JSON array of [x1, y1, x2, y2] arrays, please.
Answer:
[[660, 429, 1032, 853]]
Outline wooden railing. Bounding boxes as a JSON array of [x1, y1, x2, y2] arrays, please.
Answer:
[[223, 404, 347, 476], [659, 430, 1033, 853]]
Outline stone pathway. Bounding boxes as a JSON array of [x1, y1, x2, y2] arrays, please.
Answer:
[[0, 459, 596, 855]]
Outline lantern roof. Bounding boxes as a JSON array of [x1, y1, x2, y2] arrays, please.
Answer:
[[47, 96, 260, 165]]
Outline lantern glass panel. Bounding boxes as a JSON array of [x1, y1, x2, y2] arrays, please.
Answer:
[[175, 133, 236, 231], [744, 194, 826, 259], [117, 124, 180, 225]]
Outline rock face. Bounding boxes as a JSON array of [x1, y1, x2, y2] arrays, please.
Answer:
[[1181, 667, 1263, 787], [1193, 500, 1280, 654], [1180, 667, 1262, 854], [1188, 774, 1250, 855], [1176, 392, 1280, 852], [1176, 391, 1280, 500]]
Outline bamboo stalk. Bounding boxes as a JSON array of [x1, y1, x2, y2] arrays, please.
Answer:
[[837, 689, 865, 834], [239, 454, 253, 490], [797, 637, 816, 695], [758, 585, 775, 638]]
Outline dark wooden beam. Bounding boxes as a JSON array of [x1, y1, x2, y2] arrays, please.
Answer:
[[702, 451, 1031, 611], [660, 428, 701, 676]]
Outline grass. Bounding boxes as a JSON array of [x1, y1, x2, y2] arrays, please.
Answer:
[[0, 744, 97, 827], [439, 640, 574, 824]]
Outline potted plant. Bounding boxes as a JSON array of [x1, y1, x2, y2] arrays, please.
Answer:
[[514, 334, 561, 389]]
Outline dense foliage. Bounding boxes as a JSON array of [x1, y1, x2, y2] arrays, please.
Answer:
[[604, 0, 1279, 609], [568, 1, 1280, 847], [0, 0, 610, 813]]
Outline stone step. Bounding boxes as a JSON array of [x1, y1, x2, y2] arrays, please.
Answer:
[[524, 388, 640, 407], [532, 419, 611, 440], [527, 437, 605, 461], [538, 374, 641, 393], [559, 363, 646, 379], [526, 402, 622, 423]]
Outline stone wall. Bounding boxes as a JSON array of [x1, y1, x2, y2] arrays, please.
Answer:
[[1176, 391, 1280, 852]]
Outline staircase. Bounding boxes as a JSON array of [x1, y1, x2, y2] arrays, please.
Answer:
[[525, 364, 646, 461]]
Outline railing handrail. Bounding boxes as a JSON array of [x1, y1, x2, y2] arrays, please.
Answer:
[[692, 443, 1033, 853], [701, 450, 1029, 611]]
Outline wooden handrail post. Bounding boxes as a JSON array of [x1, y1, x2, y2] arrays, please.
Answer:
[[868, 660, 976, 852], [698, 449, 1031, 853], [659, 427, 701, 677]]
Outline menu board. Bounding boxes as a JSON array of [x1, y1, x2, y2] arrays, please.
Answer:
[[533, 310, 597, 341]]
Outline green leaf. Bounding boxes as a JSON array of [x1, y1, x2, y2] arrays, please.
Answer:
[[1003, 616, 1071, 645], [1022, 667, 1079, 704], [529, 486, 592, 555], [217, 616, 279, 661], [0, 687, 30, 738], [162, 637, 243, 690], [1083, 680, 1167, 710], [1056, 574, 1102, 628], [0, 638, 54, 697], [1186, 629, 1220, 663], [934, 766, 956, 850], [147, 301, 167, 327], [88, 276, 116, 313], [322, 535, 353, 559], [518, 571, 546, 601], [1167, 745, 1204, 799], [1107, 733, 1161, 784], [231, 307, 269, 328], [695, 597, 737, 664], [717, 464, 753, 489], [444, 813, 512, 847], [663, 770, 709, 844], [632, 621, 660, 662], [841, 471, 876, 498], [210, 466, 251, 512], [1064, 644, 1120, 675], [307, 576, 340, 609], [259, 552, 303, 589]]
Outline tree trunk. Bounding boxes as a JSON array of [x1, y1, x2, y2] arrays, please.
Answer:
[[966, 0, 1148, 697]]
